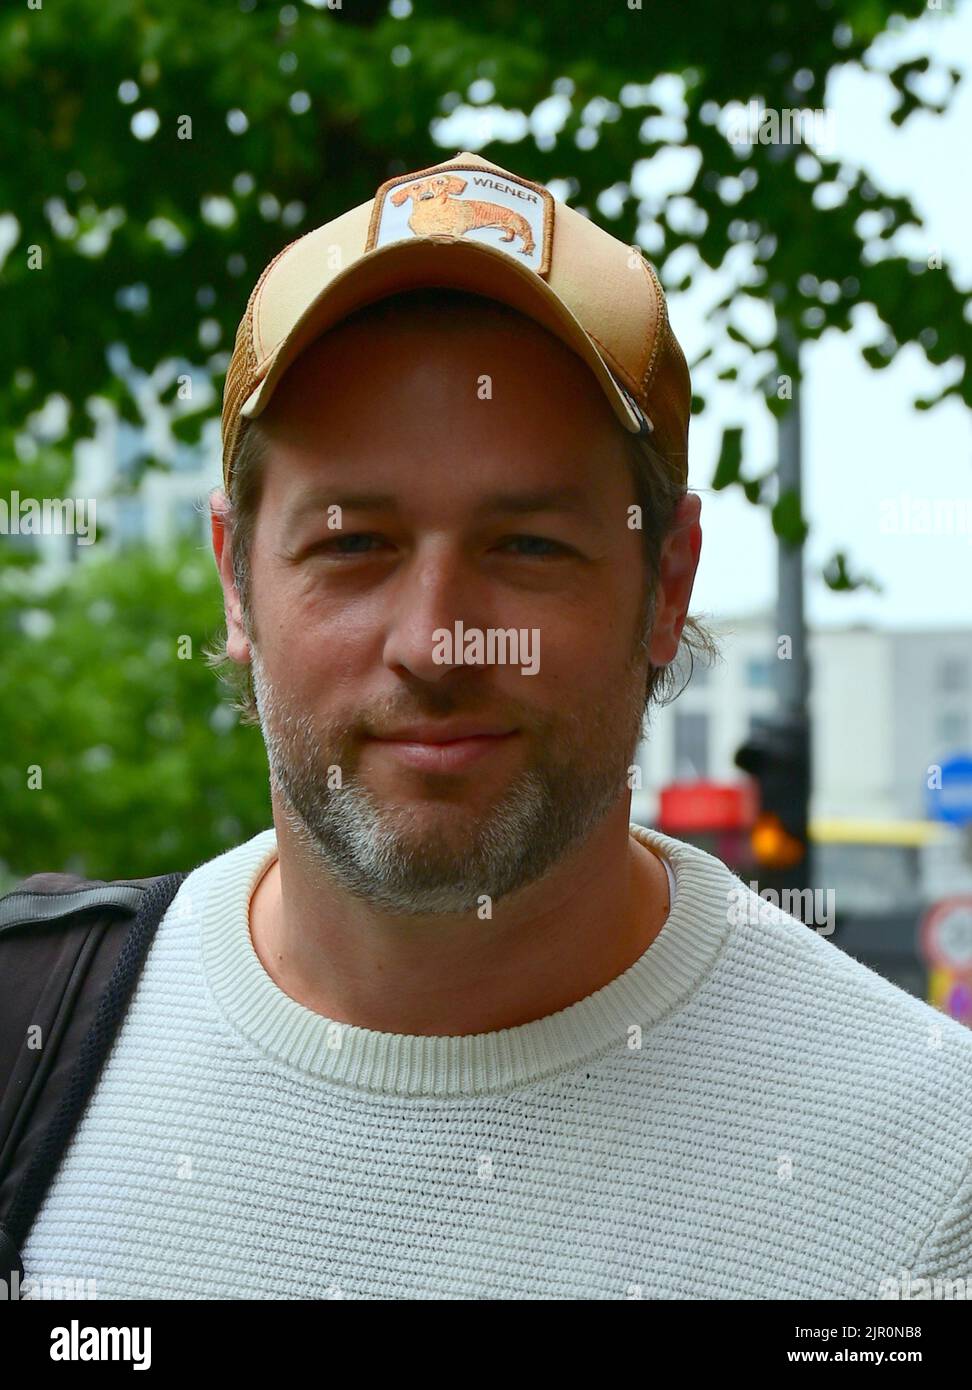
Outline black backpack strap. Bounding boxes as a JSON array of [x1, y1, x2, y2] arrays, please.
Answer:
[[0, 869, 189, 1289]]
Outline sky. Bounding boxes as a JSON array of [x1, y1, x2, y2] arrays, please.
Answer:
[[684, 3, 972, 633], [437, 4, 972, 633]]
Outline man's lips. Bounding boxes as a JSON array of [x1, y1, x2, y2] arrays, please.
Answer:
[[374, 722, 517, 743], [365, 726, 520, 773]]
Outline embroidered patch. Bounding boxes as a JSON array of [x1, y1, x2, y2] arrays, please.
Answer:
[[366, 163, 554, 276]]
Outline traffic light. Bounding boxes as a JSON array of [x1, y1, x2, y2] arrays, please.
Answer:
[[734, 712, 811, 886]]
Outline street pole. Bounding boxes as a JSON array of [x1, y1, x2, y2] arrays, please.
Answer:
[[733, 313, 815, 910], [775, 315, 813, 897], [734, 126, 815, 912], [776, 317, 809, 721]]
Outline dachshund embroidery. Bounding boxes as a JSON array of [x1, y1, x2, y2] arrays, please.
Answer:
[[389, 174, 536, 256]]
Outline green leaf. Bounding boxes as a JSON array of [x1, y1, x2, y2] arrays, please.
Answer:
[[771, 488, 809, 546], [171, 407, 213, 444], [822, 550, 883, 594], [712, 426, 744, 491]]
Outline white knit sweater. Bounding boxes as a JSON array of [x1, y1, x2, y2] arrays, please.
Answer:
[[21, 824, 972, 1300]]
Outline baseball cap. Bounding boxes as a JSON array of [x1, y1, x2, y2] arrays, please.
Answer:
[[221, 150, 691, 491]]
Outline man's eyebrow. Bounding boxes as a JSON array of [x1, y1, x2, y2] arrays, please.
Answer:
[[283, 489, 396, 526], [285, 484, 594, 524], [472, 486, 592, 518]]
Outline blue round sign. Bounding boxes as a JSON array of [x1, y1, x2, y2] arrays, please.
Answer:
[[928, 754, 972, 826]]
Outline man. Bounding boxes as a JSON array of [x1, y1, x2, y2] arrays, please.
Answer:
[[19, 152, 972, 1299]]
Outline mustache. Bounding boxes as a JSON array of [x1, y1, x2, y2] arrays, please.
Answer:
[[361, 706, 535, 740], [251, 649, 557, 747], [344, 686, 538, 741]]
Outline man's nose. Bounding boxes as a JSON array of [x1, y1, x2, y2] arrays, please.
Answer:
[[380, 544, 484, 683]]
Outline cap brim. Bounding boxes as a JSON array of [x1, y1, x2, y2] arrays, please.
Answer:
[[239, 234, 652, 437]]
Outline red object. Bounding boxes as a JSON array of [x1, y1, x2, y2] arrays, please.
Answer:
[[919, 897, 972, 971], [657, 780, 757, 833]]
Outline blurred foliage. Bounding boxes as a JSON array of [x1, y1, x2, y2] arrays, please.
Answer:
[[0, 539, 269, 886], [1, 1, 967, 468], [0, 0, 966, 875]]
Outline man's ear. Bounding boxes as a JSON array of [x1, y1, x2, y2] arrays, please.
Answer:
[[210, 490, 251, 666], [646, 493, 703, 667]]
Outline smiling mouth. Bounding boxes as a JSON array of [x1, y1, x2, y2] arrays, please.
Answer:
[[365, 730, 520, 774]]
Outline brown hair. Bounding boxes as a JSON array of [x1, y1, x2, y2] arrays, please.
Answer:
[[204, 417, 266, 725], [623, 430, 720, 715]]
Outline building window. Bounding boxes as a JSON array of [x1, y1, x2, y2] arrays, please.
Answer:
[[674, 711, 709, 779], [938, 711, 969, 748], [746, 656, 773, 689], [938, 657, 968, 694]]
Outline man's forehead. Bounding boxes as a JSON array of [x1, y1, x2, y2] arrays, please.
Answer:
[[271, 291, 554, 374], [276, 478, 606, 528], [262, 291, 596, 402]]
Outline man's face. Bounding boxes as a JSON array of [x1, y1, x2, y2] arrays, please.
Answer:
[[229, 297, 666, 914]]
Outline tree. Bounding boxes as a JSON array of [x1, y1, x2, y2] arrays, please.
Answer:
[[0, 537, 270, 885], [1, 0, 966, 549]]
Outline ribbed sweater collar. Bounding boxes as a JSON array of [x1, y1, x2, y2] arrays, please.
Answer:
[[198, 824, 733, 1098]]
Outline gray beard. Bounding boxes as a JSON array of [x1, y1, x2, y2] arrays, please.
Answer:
[[250, 645, 646, 916]]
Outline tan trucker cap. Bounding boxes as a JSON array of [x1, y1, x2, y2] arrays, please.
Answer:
[[221, 150, 691, 491]]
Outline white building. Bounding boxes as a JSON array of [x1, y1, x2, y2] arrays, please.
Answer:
[[633, 613, 972, 825]]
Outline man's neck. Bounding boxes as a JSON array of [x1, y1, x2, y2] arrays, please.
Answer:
[[248, 805, 671, 1037]]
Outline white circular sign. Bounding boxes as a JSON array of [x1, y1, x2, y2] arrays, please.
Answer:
[[921, 898, 972, 971]]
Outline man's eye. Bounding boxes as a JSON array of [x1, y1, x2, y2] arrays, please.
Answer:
[[499, 535, 571, 558], [312, 532, 387, 557], [307, 533, 571, 561]]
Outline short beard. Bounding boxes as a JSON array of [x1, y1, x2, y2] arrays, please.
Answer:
[[249, 640, 649, 918]]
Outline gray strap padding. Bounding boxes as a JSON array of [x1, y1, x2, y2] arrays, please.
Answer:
[[0, 884, 147, 933]]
